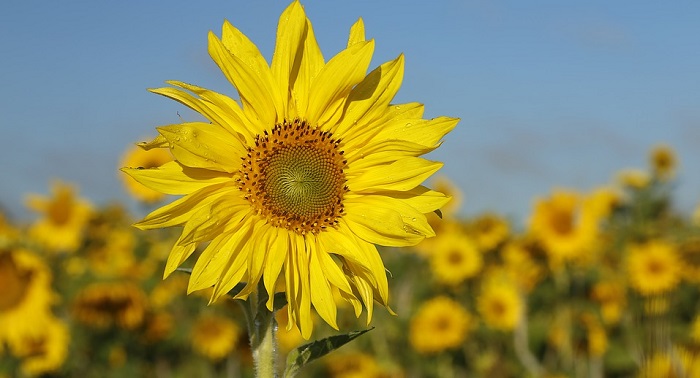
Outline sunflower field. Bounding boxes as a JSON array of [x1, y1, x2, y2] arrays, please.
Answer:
[[2, 140, 700, 378]]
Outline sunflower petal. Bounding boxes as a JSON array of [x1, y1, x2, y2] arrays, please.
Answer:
[[134, 184, 233, 230], [309, 246, 339, 330], [335, 54, 404, 144], [271, 1, 306, 114], [343, 201, 426, 247], [157, 123, 245, 172], [163, 235, 197, 278], [347, 18, 365, 47], [264, 230, 291, 310], [289, 18, 324, 118], [121, 161, 231, 196], [208, 31, 277, 130], [137, 135, 169, 150], [373, 116, 459, 147], [349, 157, 443, 193], [307, 40, 374, 126]]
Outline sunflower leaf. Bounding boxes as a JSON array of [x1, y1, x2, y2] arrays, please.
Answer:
[[283, 328, 374, 378]]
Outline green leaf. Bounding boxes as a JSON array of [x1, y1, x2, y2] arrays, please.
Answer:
[[283, 328, 374, 378]]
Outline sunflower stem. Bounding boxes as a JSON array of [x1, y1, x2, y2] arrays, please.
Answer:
[[251, 282, 278, 378]]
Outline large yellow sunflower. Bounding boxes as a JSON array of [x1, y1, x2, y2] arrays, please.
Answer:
[[122, 1, 456, 338]]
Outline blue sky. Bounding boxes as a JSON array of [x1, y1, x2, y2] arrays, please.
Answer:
[[1, 1, 699, 224]]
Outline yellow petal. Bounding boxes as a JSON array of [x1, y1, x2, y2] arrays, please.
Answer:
[[264, 230, 291, 310], [349, 157, 443, 193], [271, 1, 306, 114], [157, 123, 245, 172], [289, 18, 324, 118], [373, 116, 459, 147], [155, 82, 256, 144], [346, 139, 438, 170], [315, 240, 355, 297], [211, 224, 256, 299], [309, 246, 339, 329], [335, 54, 404, 143], [134, 183, 233, 230], [121, 161, 231, 196], [187, 231, 237, 293], [136, 134, 169, 150], [236, 222, 278, 299], [307, 40, 374, 126], [370, 186, 451, 214], [163, 234, 197, 278], [347, 18, 365, 47], [343, 201, 426, 247], [208, 31, 277, 131], [178, 195, 248, 245]]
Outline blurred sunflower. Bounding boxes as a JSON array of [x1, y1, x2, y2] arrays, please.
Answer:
[[325, 351, 386, 378], [0, 249, 56, 349], [190, 314, 241, 361], [678, 237, 700, 284], [25, 181, 92, 253], [477, 275, 522, 332], [580, 313, 607, 357], [584, 186, 620, 220], [275, 307, 304, 353], [501, 240, 543, 293], [591, 280, 627, 325], [616, 169, 650, 190], [528, 189, 598, 263], [85, 228, 137, 279], [429, 231, 482, 286], [120, 143, 173, 203], [649, 143, 677, 181], [122, 1, 456, 337], [10, 316, 69, 377], [72, 281, 147, 329], [626, 241, 681, 296], [409, 296, 472, 354], [468, 212, 510, 251]]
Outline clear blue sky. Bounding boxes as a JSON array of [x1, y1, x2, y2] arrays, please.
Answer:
[[1, 1, 699, 224]]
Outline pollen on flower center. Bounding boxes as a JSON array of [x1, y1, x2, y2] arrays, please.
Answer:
[[238, 118, 348, 234]]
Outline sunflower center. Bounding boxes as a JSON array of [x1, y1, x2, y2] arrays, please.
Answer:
[[239, 119, 348, 235], [550, 209, 574, 235], [0, 253, 33, 312]]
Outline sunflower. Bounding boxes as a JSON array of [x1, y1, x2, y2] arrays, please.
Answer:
[[429, 231, 482, 286], [626, 241, 681, 296], [120, 143, 173, 203], [649, 143, 677, 181], [10, 316, 69, 377], [468, 212, 510, 252], [477, 274, 523, 332], [25, 181, 92, 253], [409, 296, 472, 354], [190, 314, 241, 361], [325, 351, 386, 378], [616, 169, 650, 189], [71, 281, 148, 329], [122, 1, 456, 337], [527, 189, 598, 263], [590, 280, 626, 325], [0, 249, 56, 350], [501, 239, 543, 293]]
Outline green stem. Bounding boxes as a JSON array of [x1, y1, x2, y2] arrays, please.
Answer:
[[251, 284, 278, 378]]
